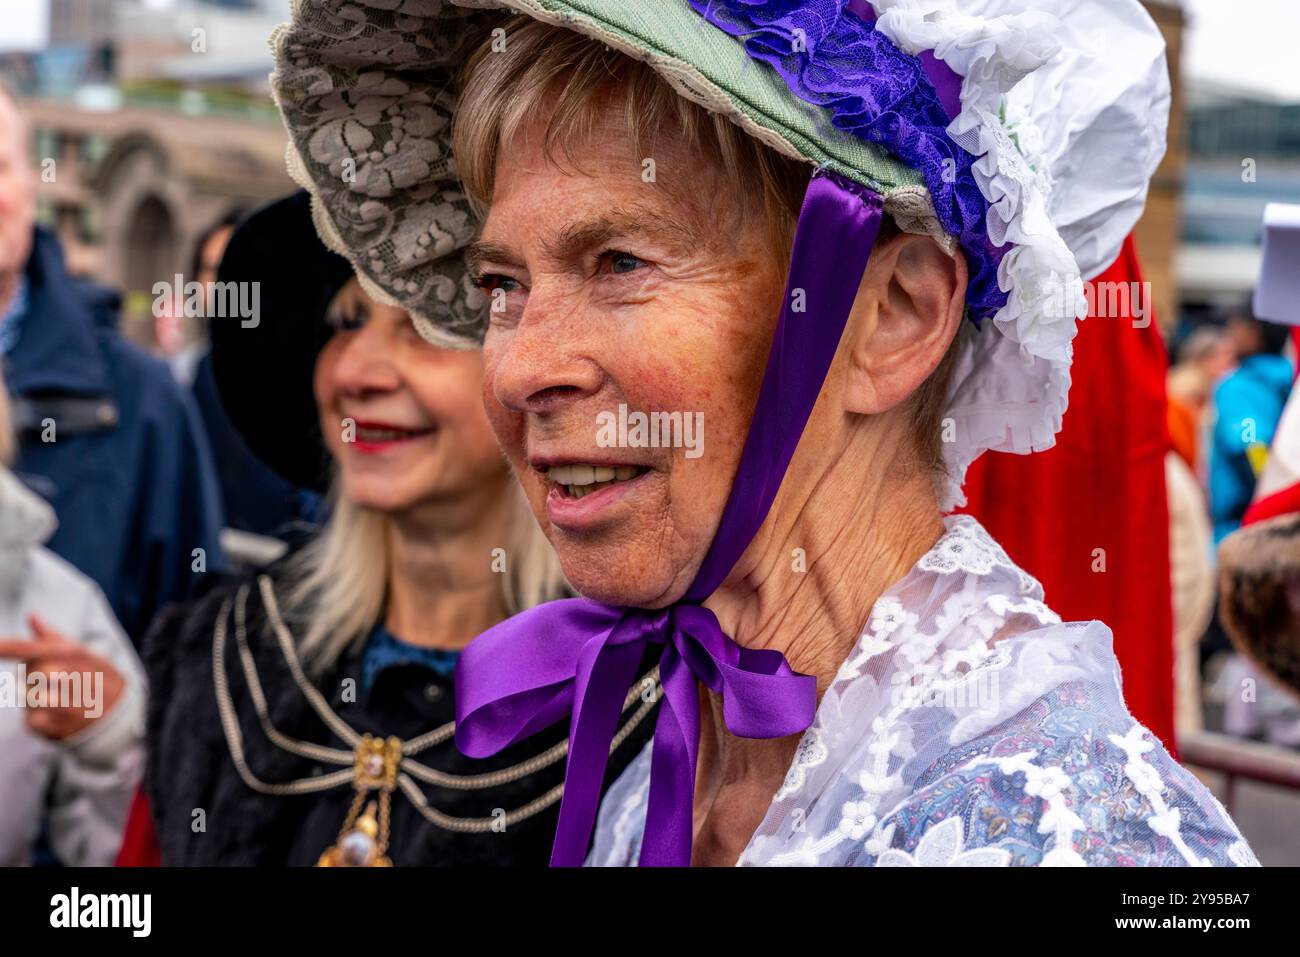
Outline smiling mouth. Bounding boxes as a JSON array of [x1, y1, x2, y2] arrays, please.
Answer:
[[545, 463, 649, 499], [353, 421, 436, 444]]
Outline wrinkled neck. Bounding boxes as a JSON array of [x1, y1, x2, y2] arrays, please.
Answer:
[[690, 417, 945, 864], [705, 421, 945, 695]]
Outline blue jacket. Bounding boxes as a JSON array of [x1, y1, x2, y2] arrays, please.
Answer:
[[3, 228, 226, 642], [1209, 353, 1294, 543]]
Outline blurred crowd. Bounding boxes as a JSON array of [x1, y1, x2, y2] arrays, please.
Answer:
[[1165, 306, 1300, 747], [0, 86, 319, 865]]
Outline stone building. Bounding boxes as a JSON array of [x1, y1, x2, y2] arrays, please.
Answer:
[[11, 0, 293, 344], [24, 95, 293, 342]]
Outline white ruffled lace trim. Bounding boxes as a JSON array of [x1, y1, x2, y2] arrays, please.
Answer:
[[871, 0, 1094, 509]]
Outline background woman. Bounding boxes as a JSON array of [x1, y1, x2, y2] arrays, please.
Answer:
[[136, 193, 656, 866]]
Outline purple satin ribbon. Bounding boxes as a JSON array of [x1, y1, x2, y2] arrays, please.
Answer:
[[455, 169, 885, 866]]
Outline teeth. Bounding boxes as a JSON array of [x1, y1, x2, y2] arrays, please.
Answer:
[[357, 428, 410, 442], [547, 463, 644, 497]]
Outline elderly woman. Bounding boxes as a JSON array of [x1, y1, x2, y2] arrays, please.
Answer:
[[272, 1, 1257, 866]]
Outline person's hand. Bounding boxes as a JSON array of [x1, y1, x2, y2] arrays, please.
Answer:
[[0, 614, 125, 741]]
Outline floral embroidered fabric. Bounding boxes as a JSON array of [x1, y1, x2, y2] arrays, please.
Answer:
[[587, 515, 1260, 867]]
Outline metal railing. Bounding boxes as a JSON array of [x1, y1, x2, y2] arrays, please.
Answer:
[[1179, 729, 1300, 814]]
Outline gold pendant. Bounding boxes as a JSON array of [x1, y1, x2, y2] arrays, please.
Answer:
[[316, 735, 402, 867]]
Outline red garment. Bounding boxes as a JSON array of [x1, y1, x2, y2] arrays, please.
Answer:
[[1243, 482, 1300, 525], [961, 235, 1177, 754], [115, 788, 161, 867]]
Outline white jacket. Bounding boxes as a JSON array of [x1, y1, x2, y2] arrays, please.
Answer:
[[0, 467, 145, 866]]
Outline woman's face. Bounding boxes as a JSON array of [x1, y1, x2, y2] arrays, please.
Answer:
[[314, 280, 509, 515], [472, 113, 787, 607]]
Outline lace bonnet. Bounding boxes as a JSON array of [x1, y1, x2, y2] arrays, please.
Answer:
[[269, 0, 1170, 509]]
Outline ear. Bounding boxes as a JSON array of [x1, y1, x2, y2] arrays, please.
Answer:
[[842, 232, 967, 415]]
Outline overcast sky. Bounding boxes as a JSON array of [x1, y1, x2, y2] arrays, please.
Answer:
[[1, 0, 1298, 103], [1, 1, 47, 51], [1183, 0, 1300, 102]]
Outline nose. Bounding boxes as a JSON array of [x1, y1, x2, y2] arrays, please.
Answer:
[[331, 320, 402, 399], [489, 297, 605, 416]]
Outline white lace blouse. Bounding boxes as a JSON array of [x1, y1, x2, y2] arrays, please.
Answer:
[[587, 515, 1260, 867]]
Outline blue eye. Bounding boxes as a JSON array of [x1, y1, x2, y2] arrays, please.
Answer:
[[473, 273, 521, 295], [599, 250, 645, 276]]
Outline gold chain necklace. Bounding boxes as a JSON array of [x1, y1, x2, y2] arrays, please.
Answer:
[[211, 577, 660, 866]]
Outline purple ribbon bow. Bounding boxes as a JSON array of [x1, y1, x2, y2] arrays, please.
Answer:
[[456, 169, 885, 866]]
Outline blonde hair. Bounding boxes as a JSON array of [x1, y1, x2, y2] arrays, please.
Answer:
[[0, 368, 13, 466], [287, 477, 566, 676], [453, 16, 958, 478]]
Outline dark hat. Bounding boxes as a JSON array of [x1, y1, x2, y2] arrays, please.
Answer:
[[211, 190, 354, 493]]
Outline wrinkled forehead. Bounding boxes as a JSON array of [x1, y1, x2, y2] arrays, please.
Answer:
[[491, 98, 714, 192], [469, 195, 720, 282], [269, 2, 925, 351], [478, 114, 738, 244]]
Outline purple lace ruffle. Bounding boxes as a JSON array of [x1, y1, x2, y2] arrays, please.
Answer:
[[689, 0, 1007, 321]]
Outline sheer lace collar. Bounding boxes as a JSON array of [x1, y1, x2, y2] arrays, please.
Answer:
[[753, 513, 1066, 823], [590, 515, 1258, 868]]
